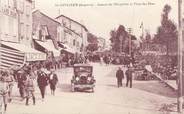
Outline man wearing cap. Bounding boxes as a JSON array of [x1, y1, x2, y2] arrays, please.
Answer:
[[37, 69, 49, 101]]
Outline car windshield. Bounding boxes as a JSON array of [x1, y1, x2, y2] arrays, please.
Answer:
[[74, 67, 92, 77]]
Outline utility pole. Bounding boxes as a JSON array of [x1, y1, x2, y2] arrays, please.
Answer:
[[177, 0, 183, 113], [128, 28, 132, 56], [141, 22, 144, 39], [120, 35, 123, 54]]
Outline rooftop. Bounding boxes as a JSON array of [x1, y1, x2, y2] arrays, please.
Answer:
[[56, 15, 88, 32], [33, 10, 61, 25]]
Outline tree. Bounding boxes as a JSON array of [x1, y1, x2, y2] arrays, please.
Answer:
[[110, 25, 138, 54], [110, 30, 118, 52], [110, 25, 129, 53], [86, 33, 99, 52], [154, 4, 177, 55], [86, 43, 98, 52]]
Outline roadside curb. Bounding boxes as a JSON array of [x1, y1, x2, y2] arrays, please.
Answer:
[[153, 73, 177, 91]]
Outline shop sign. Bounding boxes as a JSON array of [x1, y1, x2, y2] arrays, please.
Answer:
[[0, 7, 17, 18], [26, 53, 46, 61]]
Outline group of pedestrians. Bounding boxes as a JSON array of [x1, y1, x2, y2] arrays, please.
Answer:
[[0, 66, 58, 113], [116, 66, 134, 88]]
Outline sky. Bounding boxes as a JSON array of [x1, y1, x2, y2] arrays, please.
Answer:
[[35, 0, 178, 42]]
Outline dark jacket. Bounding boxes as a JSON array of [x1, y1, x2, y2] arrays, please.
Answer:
[[17, 73, 27, 88], [125, 69, 133, 79], [37, 71, 48, 87], [49, 73, 58, 85], [116, 69, 124, 79]]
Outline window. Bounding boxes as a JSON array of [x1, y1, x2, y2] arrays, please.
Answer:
[[9, 17, 13, 34], [17, 0, 24, 12], [26, 25, 29, 40], [26, 15, 30, 23], [13, 18, 17, 37], [1, 16, 5, 33], [39, 30, 42, 40], [57, 32, 61, 42], [77, 41, 79, 47], [20, 23, 24, 39], [4, 16, 9, 35], [62, 19, 66, 26], [32, 1, 35, 9], [69, 20, 71, 29], [73, 39, 76, 46], [26, 5, 31, 16]]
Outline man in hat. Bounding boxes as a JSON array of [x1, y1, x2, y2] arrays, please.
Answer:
[[49, 70, 58, 95], [37, 69, 49, 101], [17, 70, 27, 99], [116, 67, 124, 87], [125, 66, 134, 88]]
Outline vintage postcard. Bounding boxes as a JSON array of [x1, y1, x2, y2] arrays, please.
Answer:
[[0, 0, 181, 114]]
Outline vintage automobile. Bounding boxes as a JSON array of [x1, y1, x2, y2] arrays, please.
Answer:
[[71, 64, 96, 92]]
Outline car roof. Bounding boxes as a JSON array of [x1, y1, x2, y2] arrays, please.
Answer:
[[73, 64, 92, 67]]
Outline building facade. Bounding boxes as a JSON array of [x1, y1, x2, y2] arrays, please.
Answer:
[[17, 0, 33, 47], [56, 15, 88, 53], [32, 10, 62, 43], [32, 10, 60, 58], [0, 0, 18, 42], [0, 0, 46, 70], [0, 0, 33, 45]]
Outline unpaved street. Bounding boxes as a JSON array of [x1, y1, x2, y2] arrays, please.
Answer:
[[6, 63, 177, 114]]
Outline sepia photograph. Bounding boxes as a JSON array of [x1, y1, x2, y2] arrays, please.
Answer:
[[0, 0, 182, 114]]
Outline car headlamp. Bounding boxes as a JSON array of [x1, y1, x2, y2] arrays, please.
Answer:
[[76, 77, 80, 81], [87, 77, 92, 81]]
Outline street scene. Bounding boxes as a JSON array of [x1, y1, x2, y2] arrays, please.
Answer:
[[2, 63, 178, 114], [0, 0, 182, 114]]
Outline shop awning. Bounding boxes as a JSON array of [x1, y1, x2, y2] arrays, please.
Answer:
[[1, 41, 46, 62], [62, 48, 76, 54], [58, 42, 79, 54], [35, 40, 60, 57], [0, 46, 25, 70]]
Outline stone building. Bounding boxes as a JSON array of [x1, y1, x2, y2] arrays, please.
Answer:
[[17, 0, 33, 47], [32, 10, 60, 58], [0, 0, 18, 42], [56, 15, 88, 53], [0, 0, 46, 69]]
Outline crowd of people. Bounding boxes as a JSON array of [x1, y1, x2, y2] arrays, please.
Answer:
[[0, 64, 58, 113], [135, 54, 177, 80], [115, 51, 178, 87], [0, 51, 177, 113]]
